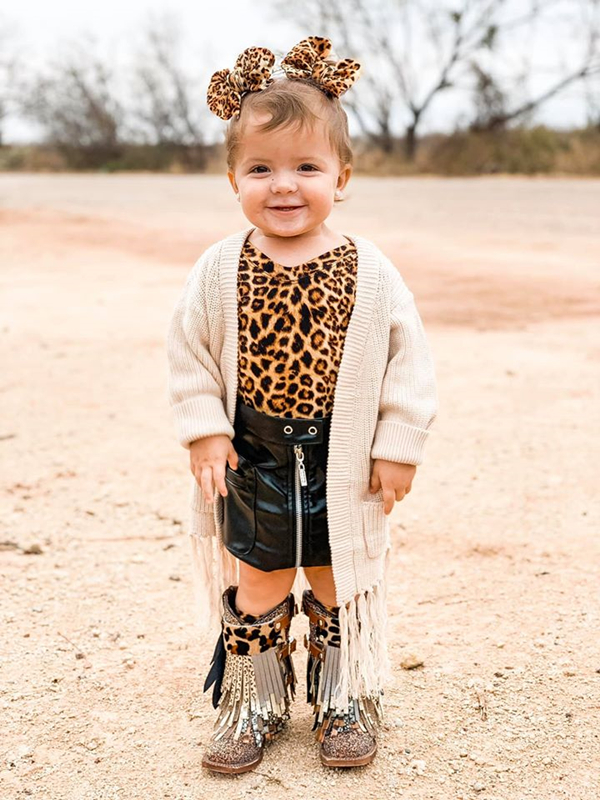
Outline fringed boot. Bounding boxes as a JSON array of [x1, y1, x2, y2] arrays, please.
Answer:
[[201, 585, 298, 774], [302, 588, 383, 768]]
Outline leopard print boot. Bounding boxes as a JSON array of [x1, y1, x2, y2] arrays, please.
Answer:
[[302, 588, 382, 768], [201, 585, 298, 774]]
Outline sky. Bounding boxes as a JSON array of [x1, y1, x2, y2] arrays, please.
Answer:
[[1, 0, 597, 144]]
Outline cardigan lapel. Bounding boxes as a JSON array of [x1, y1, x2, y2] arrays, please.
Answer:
[[218, 227, 253, 426], [324, 234, 381, 600]]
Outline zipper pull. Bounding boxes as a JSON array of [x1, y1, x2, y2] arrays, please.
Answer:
[[294, 444, 308, 487]]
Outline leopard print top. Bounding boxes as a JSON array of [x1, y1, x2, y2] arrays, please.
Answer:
[[237, 234, 357, 419]]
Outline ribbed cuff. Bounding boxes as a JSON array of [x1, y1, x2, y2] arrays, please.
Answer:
[[173, 395, 235, 449], [370, 420, 431, 466]]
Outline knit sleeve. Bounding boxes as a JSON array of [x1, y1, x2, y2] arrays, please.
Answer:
[[166, 246, 235, 449], [370, 289, 438, 466]]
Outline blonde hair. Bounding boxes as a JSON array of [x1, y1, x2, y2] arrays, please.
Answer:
[[225, 77, 353, 173]]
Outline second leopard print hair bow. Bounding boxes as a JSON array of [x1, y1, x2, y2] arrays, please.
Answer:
[[207, 36, 362, 121]]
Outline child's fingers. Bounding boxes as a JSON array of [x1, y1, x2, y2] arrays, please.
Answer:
[[228, 447, 239, 471], [199, 465, 216, 505], [212, 462, 228, 498], [383, 488, 396, 515], [369, 475, 381, 493]]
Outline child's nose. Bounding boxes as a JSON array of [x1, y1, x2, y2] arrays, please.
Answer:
[[270, 172, 297, 193]]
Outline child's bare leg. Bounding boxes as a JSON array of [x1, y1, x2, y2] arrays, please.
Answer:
[[236, 561, 297, 617], [304, 565, 337, 607]]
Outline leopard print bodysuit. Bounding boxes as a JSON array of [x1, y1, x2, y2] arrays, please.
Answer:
[[237, 234, 357, 419]]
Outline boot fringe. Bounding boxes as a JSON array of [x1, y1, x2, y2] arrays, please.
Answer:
[[203, 586, 298, 747], [307, 641, 383, 743], [302, 586, 386, 743], [214, 645, 297, 743]]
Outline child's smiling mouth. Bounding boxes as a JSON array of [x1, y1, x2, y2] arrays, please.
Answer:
[[268, 205, 305, 214]]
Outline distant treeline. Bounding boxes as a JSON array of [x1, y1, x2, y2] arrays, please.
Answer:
[[1, 126, 599, 176], [1, 2, 599, 175]]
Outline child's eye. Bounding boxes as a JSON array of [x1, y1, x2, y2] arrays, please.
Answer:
[[299, 164, 318, 171], [249, 165, 269, 173]]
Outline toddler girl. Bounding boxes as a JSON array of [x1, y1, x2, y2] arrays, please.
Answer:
[[167, 36, 437, 775]]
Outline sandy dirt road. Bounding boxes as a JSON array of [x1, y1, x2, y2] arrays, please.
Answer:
[[1, 174, 599, 799]]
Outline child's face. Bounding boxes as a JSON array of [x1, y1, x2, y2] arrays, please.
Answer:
[[228, 112, 352, 239]]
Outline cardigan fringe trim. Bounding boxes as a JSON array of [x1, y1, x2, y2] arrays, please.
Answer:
[[188, 530, 392, 707], [189, 529, 237, 633], [334, 556, 392, 709]]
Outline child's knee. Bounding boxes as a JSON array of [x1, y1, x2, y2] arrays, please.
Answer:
[[304, 565, 336, 605], [305, 565, 333, 579], [239, 562, 296, 593]]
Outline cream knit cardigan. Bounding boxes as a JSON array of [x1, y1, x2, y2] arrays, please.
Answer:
[[166, 226, 438, 710]]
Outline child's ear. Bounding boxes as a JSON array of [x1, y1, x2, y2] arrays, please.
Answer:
[[336, 163, 352, 193], [227, 170, 239, 194]]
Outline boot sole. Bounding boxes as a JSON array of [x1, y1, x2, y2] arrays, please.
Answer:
[[202, 749, 264, 775], [320, 742, 377, 768]]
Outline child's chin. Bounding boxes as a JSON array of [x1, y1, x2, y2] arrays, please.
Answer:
[[253, 216, 327, 238], [265, 229, 302, 238], [251, 219, 307, 236]]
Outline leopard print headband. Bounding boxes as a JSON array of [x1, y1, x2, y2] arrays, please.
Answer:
[[206, 36, 361, 121]]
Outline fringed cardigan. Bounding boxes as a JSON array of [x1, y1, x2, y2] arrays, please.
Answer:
[[166, 226, 438, 711]]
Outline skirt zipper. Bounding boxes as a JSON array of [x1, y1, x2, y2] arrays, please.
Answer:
[[293, 444, 307, 567]]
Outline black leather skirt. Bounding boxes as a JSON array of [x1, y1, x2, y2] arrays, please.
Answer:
[[222, 398, 332, 571]]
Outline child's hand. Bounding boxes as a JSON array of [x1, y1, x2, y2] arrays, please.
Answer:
[[189, 435, 239, 505], [369, 459, 416, 515]]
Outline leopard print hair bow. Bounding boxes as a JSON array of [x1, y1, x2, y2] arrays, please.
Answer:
[[206, 37, 361, 121], [207, 46, 276, 121], [281, 36, 361, 98]]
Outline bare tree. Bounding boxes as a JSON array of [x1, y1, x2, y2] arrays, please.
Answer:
[[469, 0, 600, 131], [270, 0, 513, 157], [583, 70, 600, 127], [270, 0, 600, 158], [0, 17, 25, 146], [127, 13, 205, 147], [21, 34, 124, 156], [469, 63, 509, 130], [396, 1, 510, 158]]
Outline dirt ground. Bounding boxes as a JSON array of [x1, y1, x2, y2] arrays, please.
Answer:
[[1, 174, 599, 800]]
